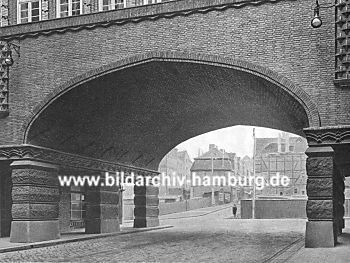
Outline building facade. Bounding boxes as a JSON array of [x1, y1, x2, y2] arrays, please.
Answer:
[[190, 144, 252, 203], [255, 133, 308, 197], [0, 0, 349, 248], [0, 0, 174, 27], [158, 148, 192, 199]]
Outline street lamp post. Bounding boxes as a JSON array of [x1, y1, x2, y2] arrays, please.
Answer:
[[252, 128, 256, 219], [211, 156, 215, 205]]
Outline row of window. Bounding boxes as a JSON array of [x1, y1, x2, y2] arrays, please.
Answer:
[[14, 0, 167, 25]]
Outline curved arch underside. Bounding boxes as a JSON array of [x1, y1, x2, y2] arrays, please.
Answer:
[[27, 61, 310, 170]]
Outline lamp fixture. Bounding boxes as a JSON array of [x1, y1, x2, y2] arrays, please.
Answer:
[[311, 0, 336, 28], [4, 54, 13, 66], [311, 0, 322, 28], [3, 42, 20, 66]]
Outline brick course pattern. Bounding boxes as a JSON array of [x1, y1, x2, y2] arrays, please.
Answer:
[[0, 0, 348, 160]]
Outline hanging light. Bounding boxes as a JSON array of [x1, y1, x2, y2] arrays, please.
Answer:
[[311, 0, 322, 28], [2, 42, 20, 66], [4, 50, 14, 66]]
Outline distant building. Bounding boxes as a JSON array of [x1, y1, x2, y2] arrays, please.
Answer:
[[190, 144, 252, 203], [255, 132, 308, 197], [158, 148, 192, 199], [345, 178, 350, 199]]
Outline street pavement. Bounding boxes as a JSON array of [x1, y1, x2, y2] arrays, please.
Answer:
[[0, 205, 306, 262], [287, 221, 350, 263]]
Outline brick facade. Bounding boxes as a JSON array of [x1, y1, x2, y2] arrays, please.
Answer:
[[0, 0, 349, 247], [2, 0, 175, 27], [0, 0, 344, 155]]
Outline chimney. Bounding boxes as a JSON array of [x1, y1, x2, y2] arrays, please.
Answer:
[[285, 133, 290, 152], [277, 134, 282, 153], [209, 144, 216, 151]]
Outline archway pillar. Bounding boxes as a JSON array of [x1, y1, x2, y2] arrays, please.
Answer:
[[0, 161, 12, 238], [333, 145, 350, 234], [134, 174, 160, 228], [85, 176, 120, 234], [305, 146, 337, 247], [304, 126, 350, 248], [10, 160, 60, 243], [0, 144, 160, 241]]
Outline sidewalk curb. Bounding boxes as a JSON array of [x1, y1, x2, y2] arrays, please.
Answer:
[[0, 225, 173, 254]]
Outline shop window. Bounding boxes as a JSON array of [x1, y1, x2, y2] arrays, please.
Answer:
[[70, 186, 86, 229]]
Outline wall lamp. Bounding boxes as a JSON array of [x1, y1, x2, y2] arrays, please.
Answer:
[[3, 42, 20, 66], [311, 0, 336, 28]]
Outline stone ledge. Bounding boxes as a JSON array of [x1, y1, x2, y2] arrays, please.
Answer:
[[0, 144, 158, 175], [10, 160, 59, 171]]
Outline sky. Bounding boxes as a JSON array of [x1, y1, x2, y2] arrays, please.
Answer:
[[176, 125, 299, 160]]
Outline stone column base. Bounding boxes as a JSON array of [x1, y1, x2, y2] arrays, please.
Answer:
[[134, 183, 160, 228], [305, 221, 335, 248], [85, 219, 120, 234], [134, 217, 159, 228], [10, 220, 60, 243], [85, 182, 120, 234]]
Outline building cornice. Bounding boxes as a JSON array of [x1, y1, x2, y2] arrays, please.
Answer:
[[303, 126, 350, 146], [0, 0, 296, 41]]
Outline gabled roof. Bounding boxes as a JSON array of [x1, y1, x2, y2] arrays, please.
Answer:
[[177, 150, 192, 163], [190, 144, 235, 172], [190, 158, 233, 171], [199, 147, 230, 159]]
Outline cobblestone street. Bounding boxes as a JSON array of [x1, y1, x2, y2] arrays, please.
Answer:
[[0, 206, 305, 262]]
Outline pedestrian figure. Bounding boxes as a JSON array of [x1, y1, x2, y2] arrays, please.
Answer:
[[232, 202, 237, 218]]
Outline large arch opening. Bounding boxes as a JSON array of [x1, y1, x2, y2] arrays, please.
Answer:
[[25, 58, 315, 171], [5, 54, 329, 248]]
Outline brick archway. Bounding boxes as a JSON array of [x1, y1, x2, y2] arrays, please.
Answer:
[[21, 51, 321, 170], [23, 51, 320, 144], [3, 51, 331, 246]]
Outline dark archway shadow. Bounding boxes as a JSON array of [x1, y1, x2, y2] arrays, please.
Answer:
[[23, 55, 319, 170]]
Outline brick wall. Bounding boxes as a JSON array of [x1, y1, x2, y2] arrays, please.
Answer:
[[4, 0, 177, 26], [0, 0, 348, 163], [123, 197, 212, 219], [58, 186, 71, 233], [241, 199, 307, 219]]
